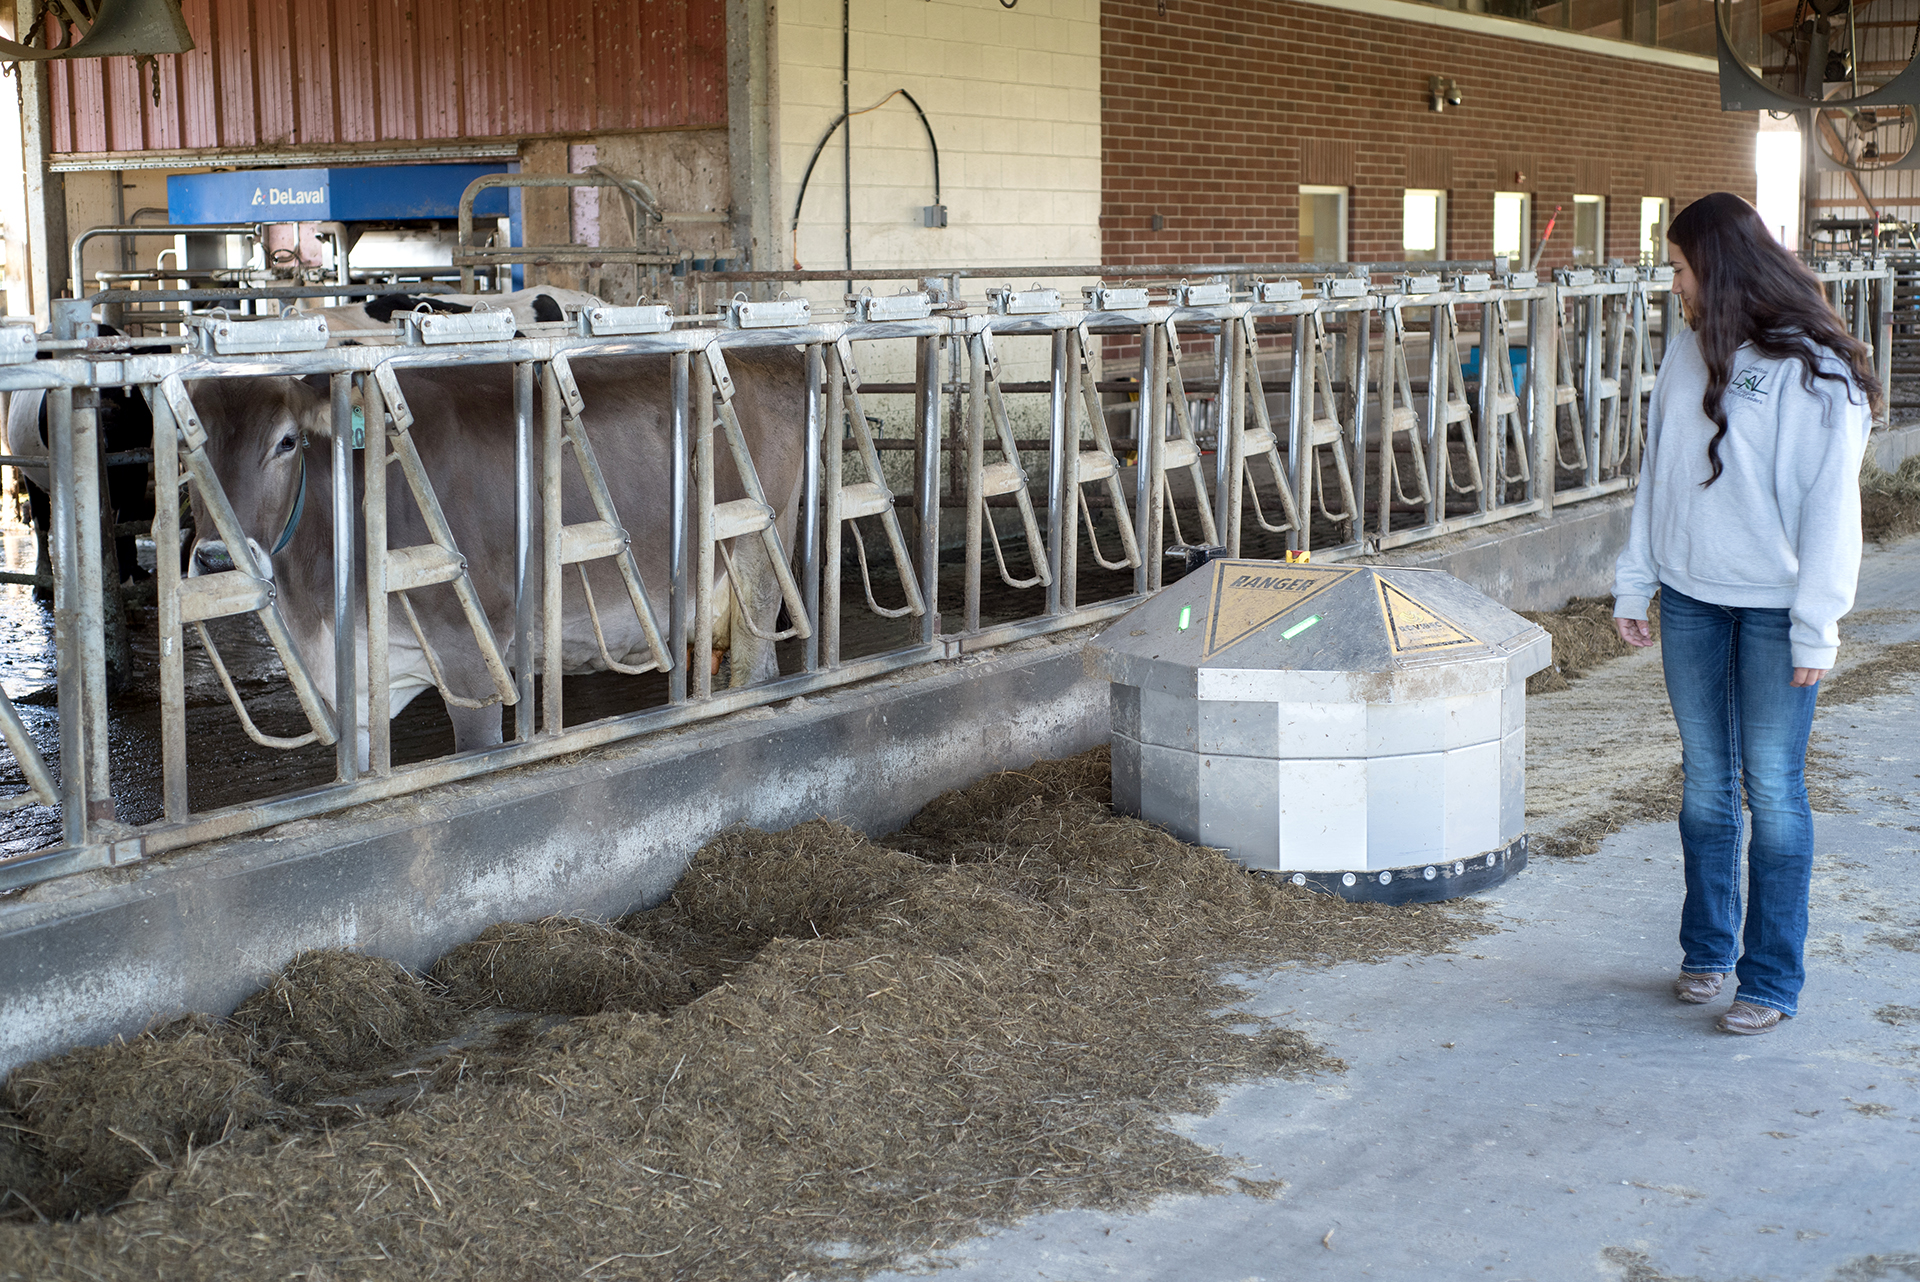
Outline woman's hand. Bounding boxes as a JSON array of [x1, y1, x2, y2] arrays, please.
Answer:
[[1791, 667, 1826, 688], [1614, 617, 1654, 648]]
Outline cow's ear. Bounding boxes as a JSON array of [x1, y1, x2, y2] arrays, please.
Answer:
[[299, 372, 329, 397]]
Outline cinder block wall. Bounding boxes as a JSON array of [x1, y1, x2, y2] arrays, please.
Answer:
[[778, 0, 1103, 282], [1100, 0, 1758, 270]]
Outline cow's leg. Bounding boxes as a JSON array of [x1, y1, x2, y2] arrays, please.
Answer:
[[447, 701, 506, 753], [724, 536, 784, 687], [23, 478, 51, 603]]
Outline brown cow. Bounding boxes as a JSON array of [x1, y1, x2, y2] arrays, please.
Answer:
[[187, 348, 806, 760]]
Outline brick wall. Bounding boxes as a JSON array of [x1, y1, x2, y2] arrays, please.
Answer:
[[1101, 0, 1757, 271]]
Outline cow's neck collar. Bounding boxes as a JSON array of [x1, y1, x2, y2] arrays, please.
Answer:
[[271, 443, 308, 557]]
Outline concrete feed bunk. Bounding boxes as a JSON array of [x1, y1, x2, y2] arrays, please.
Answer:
[[1088, 561, 1552, 903]]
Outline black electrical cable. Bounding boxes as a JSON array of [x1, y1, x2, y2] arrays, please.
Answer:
[[789, 89, 944, 269]]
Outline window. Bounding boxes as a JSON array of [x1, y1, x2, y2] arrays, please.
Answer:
[[1403, 189, 1447, 262], [1492, 191, 1531, 267], [1639, 197, 1670, 264], [1572, 195, 1606, 265], [1299, 186, 1348, 263]]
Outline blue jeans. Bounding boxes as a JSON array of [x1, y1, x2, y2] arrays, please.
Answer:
[[1658, 583, 1820, 1016]]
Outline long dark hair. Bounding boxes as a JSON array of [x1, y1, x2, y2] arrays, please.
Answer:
[[1667, 191, 1881, 487]]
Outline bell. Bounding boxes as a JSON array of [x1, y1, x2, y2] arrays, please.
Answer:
[[0, 0, 193, 61]]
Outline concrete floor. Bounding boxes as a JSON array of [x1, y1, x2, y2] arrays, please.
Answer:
[[871, 544, 1920, 1282]]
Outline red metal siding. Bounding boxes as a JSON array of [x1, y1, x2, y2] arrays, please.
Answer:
[[49, 0, 727, 156]]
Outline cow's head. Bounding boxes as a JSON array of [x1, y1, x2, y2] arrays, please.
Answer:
[[186, 375, 331, 579]]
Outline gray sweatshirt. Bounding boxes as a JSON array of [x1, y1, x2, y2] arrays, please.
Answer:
[[1612, 325, 1872, 669]]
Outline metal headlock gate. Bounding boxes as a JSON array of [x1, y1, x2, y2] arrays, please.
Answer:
[[0, 257, 1893, 891]]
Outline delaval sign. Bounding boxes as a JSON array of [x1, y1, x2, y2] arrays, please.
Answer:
[[255, 174, 329, 212], [168, 169, 331, 223]]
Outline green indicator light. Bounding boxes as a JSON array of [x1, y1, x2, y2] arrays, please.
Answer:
[[1281, 614, 1321, 640], [1177, 606, 1192, 631]]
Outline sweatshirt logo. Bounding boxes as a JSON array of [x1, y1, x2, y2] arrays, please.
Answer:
[[1727, 365, 1769, 404]]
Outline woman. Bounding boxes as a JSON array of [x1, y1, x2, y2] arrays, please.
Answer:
[[1613, 191, 1877, 1036]]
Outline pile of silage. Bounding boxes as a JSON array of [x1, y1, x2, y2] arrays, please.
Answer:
[[1862, 453, 1920, 545], [1520, 595, 1661, 694], [231, 950, 453, 1102], [0, 748, 1492, 1281]]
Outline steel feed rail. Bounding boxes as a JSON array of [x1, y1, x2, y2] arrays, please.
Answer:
[[0, 266, 1894, 891]]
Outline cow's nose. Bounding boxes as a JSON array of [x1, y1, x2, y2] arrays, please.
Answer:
[[190, 539, 234, 575]]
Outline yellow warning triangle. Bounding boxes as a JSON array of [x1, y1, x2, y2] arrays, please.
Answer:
[[1202, 561, 1357, 659], [1376, 578, 1480, 653]]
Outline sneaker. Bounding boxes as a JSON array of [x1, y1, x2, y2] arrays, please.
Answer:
[[1673, 971, 1725, 1004], [1716, 1000, 1788, 1035]]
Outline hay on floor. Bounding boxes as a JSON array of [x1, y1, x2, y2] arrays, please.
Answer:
[[0, 748, 1494, 1280], [431, 916, 694, 1017], [230, 949, 452, 1101], [2, 1016, 271, 1214], [1520, 595, 1661, 694], [1862, 453, 1920, 545]]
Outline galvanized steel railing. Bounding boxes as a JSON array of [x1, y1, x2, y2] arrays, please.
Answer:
[[0, 258, 1893, 890]]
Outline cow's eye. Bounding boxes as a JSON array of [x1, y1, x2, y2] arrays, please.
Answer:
[[275, 432, 298, 456]]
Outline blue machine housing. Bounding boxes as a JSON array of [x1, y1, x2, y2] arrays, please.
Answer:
[[166, 163, 515, 223]]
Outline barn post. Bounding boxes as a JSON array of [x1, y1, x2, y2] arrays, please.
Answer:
[[727, 0, 781, 276], [14, 0, 67, 326]]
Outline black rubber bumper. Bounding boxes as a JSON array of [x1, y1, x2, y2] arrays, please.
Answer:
[[1278, 834, 1528, 904]]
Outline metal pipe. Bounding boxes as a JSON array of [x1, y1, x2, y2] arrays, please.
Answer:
[[1045, 326, 1067, 617], [802, 343, 824, 673], [1291, 314, 1312, 554], [149, 388, 188, 821], [70, 223, 258, 298], [331, 373, 359, 782], [1424, 304, 1444, 529], [1478, 297, 1497, 515], [693, 357, 716, 700], [71, 394, 112, 822], [964, 331, 985, 634], [1133, 324, 1155, 593], [1532, 289, 1556, 518], [916, 335, 941, 644], [541, 363, 566, 733], [1348, 305, 1372, 549], [513, 362, 536, 739], [1583, 296, 1603, 490], [1211, 314, 1234, 545], [669, 351, 691, 702], [363, 373, 391, 775], [823, 343, 846, 669]]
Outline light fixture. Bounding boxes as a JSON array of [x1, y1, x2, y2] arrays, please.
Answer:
[[1429, 75, 1462, 112]]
